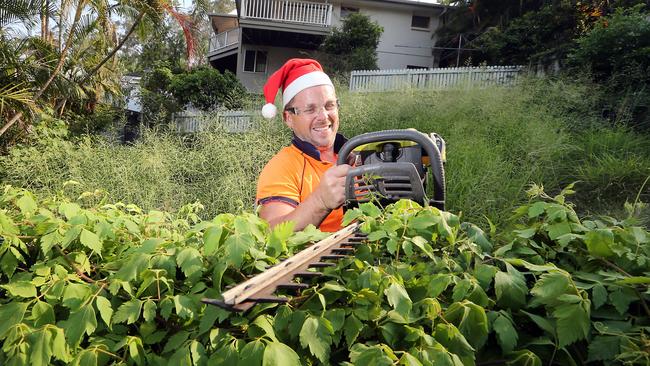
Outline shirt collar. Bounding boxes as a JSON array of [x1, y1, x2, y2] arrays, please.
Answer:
[[291, 133, 348, 161]]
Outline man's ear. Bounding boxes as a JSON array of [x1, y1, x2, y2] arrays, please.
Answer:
[[283, 110, 294, 129]]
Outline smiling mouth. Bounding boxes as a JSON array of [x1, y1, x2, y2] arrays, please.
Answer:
[[312, 124, 332, 132]]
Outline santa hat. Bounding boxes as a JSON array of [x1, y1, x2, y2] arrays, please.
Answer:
[[262, 58, 334, 119]]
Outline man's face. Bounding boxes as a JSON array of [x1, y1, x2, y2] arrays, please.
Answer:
[[283, 85, 339, 149]]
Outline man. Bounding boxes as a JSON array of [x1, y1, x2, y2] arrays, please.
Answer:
[[256, 59, 350, 232]]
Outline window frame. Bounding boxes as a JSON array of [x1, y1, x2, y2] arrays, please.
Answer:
[[340, 6, 359, 18], [243, 50, 268, 73], [410, 15, 430, 30]]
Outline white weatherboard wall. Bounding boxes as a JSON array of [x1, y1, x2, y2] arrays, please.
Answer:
[[331, 1, 440, 69]]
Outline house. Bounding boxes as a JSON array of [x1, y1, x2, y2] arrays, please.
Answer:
[[207, 0, 448, 91]]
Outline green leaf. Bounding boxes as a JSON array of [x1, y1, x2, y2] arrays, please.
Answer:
[[528, 202, 546, 218], [163, 331, 190, 354], [73, 349, 99, 366], [29, 328, 53, 366], [325, 308, 346, 333], [176, 247, 203, 279], [16, 194, 37, 214], [433, 323, 475, 360], [547, 222, 571, 240], [360, 202, 382, 217], [584, 229, 615, 257], [40, 231, 62, 255], [59, 202, 81, 219], [2, 280, 37, 298], [609, 287, 638, 315], [591, 284, 607, 309], [61, 225, 82, 248], [428, 274, 453, 298], [444, 301, 488, 349], [521, 310, 556, 337], [252, 315, 278, 342], [80, 229, 103, 253], [267, 221, 294, 256], [115, 253, 149, 282], [262, 342, 301, 366], [65, 306, 97, 347], [494, 263, 527, 310], [203, 226, 223, 256], [343, 313, 363, 346], [400, 352, 424, 366], [587, 336, 620, 362], [174, 294, 197, 319], [95, 296, 113, 327], [615, 276, 650, 285], [367, 230, 388, 241], [530, 271, 570, 305], [349, 344, 396, 366], [506, 350, 542, 366], [32, 300, 55, 326], [169, 344, 192, 366], [385, 282, 412, 317], [493, 312, 518, 353], [143, 299, 156, 322], [554, 300, 590, 347], [0, 301, 28, 337], [473, 264, 498, 289], [299, 316, 334, 363], [239, 340, 265, 366], [113, 299, 143, 324], [410, 236, 434, 259], [225, 233, 254, 268], [52, 327, 70, 362]]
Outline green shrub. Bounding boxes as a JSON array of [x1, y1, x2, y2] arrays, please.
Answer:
[[0, 186, 648, 364], [318, 12, 383, 78], [568, 5, 650, 128]]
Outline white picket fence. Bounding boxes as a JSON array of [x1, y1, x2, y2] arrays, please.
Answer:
[[174, 110, 255, 133], [349, 66, 525, 92]]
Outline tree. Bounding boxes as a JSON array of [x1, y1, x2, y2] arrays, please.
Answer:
[[568, 5, 650, 127], [0, 0, 196, 139], [318, 12, 383, 77], [436, 0, 648, 66]]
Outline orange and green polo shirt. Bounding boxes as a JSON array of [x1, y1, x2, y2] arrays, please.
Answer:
[[256, 134, 348, 232]]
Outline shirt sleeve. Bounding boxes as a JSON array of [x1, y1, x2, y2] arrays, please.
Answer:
[[256, 150, 301, 207]]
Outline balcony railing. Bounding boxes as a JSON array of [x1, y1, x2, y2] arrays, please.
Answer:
[[241, 0, 332, 27], [209, 27, 240, 54]]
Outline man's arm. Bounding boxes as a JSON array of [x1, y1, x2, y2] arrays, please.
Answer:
[[259, 164, 350, 231]]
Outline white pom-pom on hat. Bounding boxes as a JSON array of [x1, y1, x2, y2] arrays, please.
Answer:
[[262, 103, 277, 119]]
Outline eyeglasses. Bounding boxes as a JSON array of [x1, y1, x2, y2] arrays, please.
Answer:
[[285, 99, 340, 117]]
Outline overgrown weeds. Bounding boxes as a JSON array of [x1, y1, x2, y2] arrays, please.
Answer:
[[1, 78, 648, 226]]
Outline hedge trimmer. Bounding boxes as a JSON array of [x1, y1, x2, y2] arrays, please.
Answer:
[[202, 129, 446, 311]]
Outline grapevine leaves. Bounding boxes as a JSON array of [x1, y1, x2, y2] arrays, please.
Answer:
[[1, 186, 648, 365]]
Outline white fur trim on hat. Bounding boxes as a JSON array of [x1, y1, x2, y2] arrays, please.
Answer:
[[262, 103, 277, 119], [282, 71, 333, 108]]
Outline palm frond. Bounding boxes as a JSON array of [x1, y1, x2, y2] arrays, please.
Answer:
[[0, 82, 37, 116]]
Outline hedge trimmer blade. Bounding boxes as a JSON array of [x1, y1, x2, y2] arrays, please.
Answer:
[[202, 223, 363, 312]]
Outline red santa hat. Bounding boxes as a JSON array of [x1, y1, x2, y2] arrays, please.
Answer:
[[262, 58, 334, 119]]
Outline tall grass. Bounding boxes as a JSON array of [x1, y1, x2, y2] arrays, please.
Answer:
[[1, 78, 648, 226]]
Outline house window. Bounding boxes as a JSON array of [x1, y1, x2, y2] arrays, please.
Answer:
[[244, 50, 267, 73], [341, 6, 359, 18], [411, 15, 430, 29]]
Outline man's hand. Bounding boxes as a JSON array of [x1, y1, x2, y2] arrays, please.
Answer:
[[315, 164, 350, 210]]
